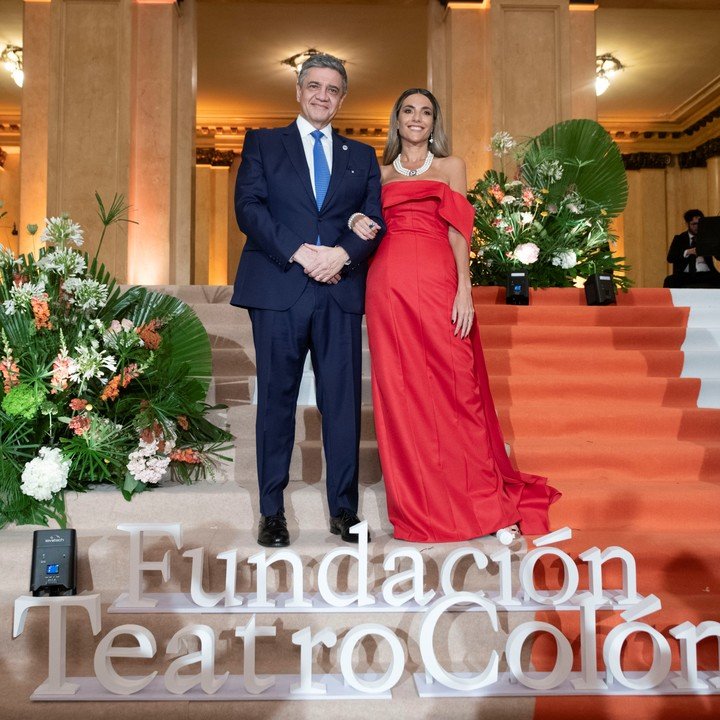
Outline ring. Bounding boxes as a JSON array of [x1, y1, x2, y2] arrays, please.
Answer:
[[368, 221, 375, 229]]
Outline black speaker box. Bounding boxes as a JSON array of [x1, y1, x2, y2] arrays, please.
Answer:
[[506, 272, 529, 305], [30, 529, 77, 596], [584, 273, 616, 306]]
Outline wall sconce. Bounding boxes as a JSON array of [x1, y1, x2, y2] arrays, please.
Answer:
[[596, 53, 624, 96], [1, 45, 23, 88], [281, 48, 344, 75]]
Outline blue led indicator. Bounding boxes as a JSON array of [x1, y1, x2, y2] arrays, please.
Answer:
[[46, 564, 60, 575]]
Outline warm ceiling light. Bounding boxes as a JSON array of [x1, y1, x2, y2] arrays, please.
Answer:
[[280, 48, 344, 75], [595, 53, 624, 96], [1, 45, 23, 88]]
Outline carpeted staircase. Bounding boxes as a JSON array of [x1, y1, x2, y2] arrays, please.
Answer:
[[2, 285, 720, 720]]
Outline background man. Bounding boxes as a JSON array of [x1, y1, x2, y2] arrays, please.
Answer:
[[665, 209, 720, 288], [231, 54, 383, 547]]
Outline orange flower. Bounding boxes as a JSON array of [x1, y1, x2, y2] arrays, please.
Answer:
[[31, 295, 53, 330], [136, 319, 163, 350], [140, 421, 168, 452], [68, 415, 91, 436], [69, 398, 88, 411], [121, 363, 140, 388], [177, 415, 189, 431], [100, 375, 121, 401], [170, 448, 203, 464], [101, 363, 140, 402], [0, 356, 20, 393]]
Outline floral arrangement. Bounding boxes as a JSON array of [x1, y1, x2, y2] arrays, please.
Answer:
[[0, 194, 232, 528], [468, 120, 631, 289]]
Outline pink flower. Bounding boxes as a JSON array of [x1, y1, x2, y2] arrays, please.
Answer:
[[50, 351, 78, 394], [488, 184, 505, 202]]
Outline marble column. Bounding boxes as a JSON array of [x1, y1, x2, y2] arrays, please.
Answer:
[[20, 0, 52, 255], [706, 156, 720, 216], [428, 0, 590, 185], [569, 2, 597, 121], [193, 163, 229, 285], [22, 0, 195, 283], [128, 0, 196, 285], [46, 0, 133, 278]]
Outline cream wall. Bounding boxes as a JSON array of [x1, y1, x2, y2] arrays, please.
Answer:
[[623, 163, 719, 288], [0, 150, 21, 254]]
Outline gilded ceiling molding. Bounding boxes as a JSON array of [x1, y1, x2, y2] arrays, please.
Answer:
[[678, 136, 720, 170], [607, 105, 720, 142], [196, 148, 236, 167], [621, 153, 673, 171], [0, 147, 6, 169]]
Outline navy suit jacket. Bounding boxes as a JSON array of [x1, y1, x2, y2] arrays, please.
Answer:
[[231, 122, 384, 314], [667, 231, 719, 275]]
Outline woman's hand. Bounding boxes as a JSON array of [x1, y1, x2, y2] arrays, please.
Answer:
[[350, 214, 380, 241], [451, 286, 475, 338]]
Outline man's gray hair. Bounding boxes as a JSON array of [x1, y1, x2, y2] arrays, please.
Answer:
[[297, 53, 348, 95]]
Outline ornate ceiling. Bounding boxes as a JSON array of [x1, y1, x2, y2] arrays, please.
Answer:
[[0, 0, 719, 154]]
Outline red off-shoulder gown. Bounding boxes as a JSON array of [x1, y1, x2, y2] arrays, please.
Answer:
[[366, 180, 560, 542]]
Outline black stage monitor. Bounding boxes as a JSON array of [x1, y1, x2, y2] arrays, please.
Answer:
[[696, 216, 720, 257], [30, 529, 77, 596]]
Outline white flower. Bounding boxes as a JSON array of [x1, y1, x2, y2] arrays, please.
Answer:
[[511, 242, 540, 265], [552, 250, 578, 269], [500, 195, 516, 205], [505, 180, 523, 189], [519, 212, 534, 225], [2, 300, 16, 315], [70, 340, 117, 386], [489, 131, 517, 158], [37, 247, 86, 276], [126, 434, 176, 485], [537, 159, 563, 183], [0, 246, 14, 269], [40, 215, 84, 248], [62, 278, 109, 313], [8, 280, 47, 309], [21, 447, 71, 501]]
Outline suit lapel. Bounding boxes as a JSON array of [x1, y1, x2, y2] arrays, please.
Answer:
[[281, 123, 316, 207], [321, 131, 349, 211]]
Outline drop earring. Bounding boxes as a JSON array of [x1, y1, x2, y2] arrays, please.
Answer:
[[429, 132, 434, 145]]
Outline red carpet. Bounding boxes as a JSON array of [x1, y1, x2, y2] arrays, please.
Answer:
[[473, 287, 720, 718]]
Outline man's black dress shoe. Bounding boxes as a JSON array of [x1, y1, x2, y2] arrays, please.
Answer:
[[329, 509, 370, 543], [258, 512, 290, 548]]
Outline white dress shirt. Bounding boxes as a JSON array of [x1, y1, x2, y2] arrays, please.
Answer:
[[684, 234, 710, 272], [296, 115, 333, 196]]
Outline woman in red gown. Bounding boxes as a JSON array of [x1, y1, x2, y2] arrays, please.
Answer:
[[350, 89, 560, 543]]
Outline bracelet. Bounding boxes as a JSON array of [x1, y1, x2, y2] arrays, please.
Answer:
[[347, 212, 364, 230]]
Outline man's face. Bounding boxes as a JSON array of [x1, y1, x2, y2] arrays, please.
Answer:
[[296, 67, 345, 129], [688, 216, 701, 234]]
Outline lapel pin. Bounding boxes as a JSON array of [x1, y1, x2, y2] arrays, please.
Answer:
[[342, 145, 348, 151]]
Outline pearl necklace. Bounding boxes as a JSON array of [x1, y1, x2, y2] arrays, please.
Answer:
[[393, 151, 434, 177]]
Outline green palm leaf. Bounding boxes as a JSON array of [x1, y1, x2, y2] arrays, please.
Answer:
[[522, 119, 628, 217], [126, 291, 212, 392]]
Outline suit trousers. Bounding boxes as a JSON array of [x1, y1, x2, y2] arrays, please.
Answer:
[[249, 281, 363, 518]]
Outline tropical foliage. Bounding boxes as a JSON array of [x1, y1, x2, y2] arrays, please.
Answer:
[[0, 195, 232, 528], [468, 120, 631, 289]]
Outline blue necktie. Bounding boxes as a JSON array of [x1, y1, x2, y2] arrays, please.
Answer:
[[311, 129, 330, 246], [311, 128, 330, 210]]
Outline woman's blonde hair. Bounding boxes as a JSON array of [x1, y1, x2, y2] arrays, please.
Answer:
[[382, 88, 450, 166]]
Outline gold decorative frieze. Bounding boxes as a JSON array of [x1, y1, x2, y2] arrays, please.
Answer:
[[0, 146, 6, 168], [196, 115, 390, 153], [196, 148, 236, 167]]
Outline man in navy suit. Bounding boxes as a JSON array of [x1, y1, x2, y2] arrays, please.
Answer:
[[665, 209, 720, 288], [232, 54, 383, 547]]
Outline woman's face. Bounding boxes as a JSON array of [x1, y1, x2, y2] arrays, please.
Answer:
[[397, 93, 434, 145]]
